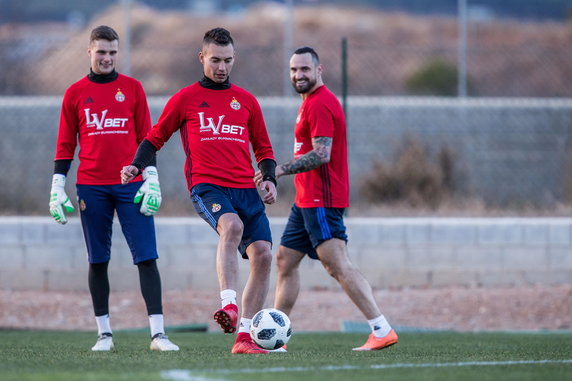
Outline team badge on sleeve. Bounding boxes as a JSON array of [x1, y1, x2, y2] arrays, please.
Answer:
[[115, 89, 125, 102], [212, 203, 221, 213], [230, 97, 241, 110]]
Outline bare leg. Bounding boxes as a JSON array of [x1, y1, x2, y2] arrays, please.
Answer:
[[241, 240, 273, 318], [215, 213, 243, 291], [274, 245, 305, 315], [316, 238, 381, 320], [231, 242, 274, 354]]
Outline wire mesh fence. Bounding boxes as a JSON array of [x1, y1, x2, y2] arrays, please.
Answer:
[[3, 37, 571, 98], [1, 3, 572, 216], [3, 96, 572, 216]]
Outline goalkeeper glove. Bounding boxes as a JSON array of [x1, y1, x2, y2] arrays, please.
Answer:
[[134, 166, 162, 216], [49, 174, 75, 224]]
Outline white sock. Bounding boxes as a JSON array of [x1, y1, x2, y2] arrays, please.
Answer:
[[220, 289, 237, 307], [149, 314, 165, 337], [238, 318, 251, 334], [95, 314, 112, 335], [368, 315, 392, 337]]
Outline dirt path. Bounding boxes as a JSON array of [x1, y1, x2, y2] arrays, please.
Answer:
[[2, 284, 571, 333]]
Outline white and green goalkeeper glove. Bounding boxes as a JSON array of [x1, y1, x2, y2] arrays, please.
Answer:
[[134, 166, 162, 216], [49, 174, 75, 224]]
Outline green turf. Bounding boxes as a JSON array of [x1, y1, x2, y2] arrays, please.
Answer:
[[0, 330, 570, 381]]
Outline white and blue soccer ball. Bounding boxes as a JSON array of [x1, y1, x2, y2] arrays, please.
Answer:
[[250, 308, 292, 350]]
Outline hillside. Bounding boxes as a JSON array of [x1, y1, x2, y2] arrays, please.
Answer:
[[1, 0, 570, 23], [4, 2, 572, 96]]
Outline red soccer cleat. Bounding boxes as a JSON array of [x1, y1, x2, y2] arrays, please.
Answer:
[[213, 303, 238, 333], [231, 332, 269, 354]]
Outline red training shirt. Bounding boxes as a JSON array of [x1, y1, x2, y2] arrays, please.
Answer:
[[146, 82, 275, 190], [54, 74, 151, 185], [293, 85, 349, 208]]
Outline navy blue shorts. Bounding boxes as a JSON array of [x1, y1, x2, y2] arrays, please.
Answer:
[[76, 182, 158, 265], [191, 183, 272, 258], [280, 204, 348, 260]]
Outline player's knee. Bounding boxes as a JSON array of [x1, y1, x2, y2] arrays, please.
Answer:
[[275, 251, 288, 271], [276, 250, 299, 276], [219, 218, 243, 239], [250, 246, 272, 269], [136, 258, 157, 269], [322, 262, 344, 281], [260, 250, 272, 269]]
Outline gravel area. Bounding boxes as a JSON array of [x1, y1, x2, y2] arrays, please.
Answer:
[[1, 284, 571, 333]]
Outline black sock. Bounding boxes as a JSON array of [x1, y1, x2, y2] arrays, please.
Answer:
[[137, 259, 163, 315], [88, 261, 110, 316]]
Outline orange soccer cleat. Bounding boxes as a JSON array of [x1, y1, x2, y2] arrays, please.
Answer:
[[352, 329, 398, 351]]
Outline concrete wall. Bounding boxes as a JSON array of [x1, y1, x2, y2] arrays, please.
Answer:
[[1, 217, 570, 292]]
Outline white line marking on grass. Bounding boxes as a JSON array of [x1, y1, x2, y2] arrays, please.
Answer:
[[161, 359, 572, 380], [370, 359, 572, 369], [161, 369, 228, 381]]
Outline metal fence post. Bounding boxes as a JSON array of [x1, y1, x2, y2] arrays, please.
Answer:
[[458, 0, 468, 97], [341, 37, 348, 119], [121, 0, 132, 77]]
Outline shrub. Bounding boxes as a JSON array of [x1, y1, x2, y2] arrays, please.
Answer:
[[406, 58, 459, 96], [359, 137, 457, 209]]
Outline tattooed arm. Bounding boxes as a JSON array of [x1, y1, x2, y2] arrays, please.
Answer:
[[253, 136, 332, 185], [276, 136, 332, 178]]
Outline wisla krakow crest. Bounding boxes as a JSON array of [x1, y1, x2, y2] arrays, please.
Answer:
[[115, 89, 125, 102], [230, 97, 241, 110]]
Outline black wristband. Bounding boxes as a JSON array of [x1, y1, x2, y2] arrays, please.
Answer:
[[132, 139, 158, 173], [54, 159, 72, 176], [262, 175, 277, 186], [258, 158, 277, 187], [130, 164, 142, 176]]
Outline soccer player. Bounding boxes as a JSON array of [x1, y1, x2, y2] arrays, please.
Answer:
[[49, 25, 179, 352], [120, 27, 278, 354], [255, 46, 398, 351]]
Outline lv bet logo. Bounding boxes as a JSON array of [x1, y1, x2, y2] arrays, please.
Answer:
[[198, 112, 245, 136], [84, 109, 128, 130]]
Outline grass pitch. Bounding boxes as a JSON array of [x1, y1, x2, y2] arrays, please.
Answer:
[[0, 330, 570, 381]]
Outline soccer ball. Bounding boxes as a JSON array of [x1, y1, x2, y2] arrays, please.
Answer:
[[250, 308, 292, 350]]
